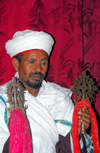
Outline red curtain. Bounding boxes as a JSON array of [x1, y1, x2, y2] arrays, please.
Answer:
[[0, 0, 100, 132]]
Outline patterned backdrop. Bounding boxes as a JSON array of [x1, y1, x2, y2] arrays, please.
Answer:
[[0, 0, 100, 135]]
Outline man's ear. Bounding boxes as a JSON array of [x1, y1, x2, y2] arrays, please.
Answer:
[[12, 58, 20, 72]]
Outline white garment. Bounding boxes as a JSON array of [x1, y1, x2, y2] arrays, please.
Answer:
[[0, 75, 74, 153]]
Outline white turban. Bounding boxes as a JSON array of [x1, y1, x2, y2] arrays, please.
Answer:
[[5, 29, 55, 58]]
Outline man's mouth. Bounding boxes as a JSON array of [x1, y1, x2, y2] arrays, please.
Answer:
[[31, 74, 42, 80], [29, 72, 44, 81]]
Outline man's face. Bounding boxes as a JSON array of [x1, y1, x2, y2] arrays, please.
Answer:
[[18, 50, 48, 89]]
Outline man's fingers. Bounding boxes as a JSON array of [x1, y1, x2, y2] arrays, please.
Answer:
[[78, 115, 90, 124], [78, 107, 91, 132], [78, 108, 90, 120]]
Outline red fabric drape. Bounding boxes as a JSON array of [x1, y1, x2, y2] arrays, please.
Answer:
[[72, 99, 100, 153], [9, 110, 32, 153], [0, 0, 100, 133]]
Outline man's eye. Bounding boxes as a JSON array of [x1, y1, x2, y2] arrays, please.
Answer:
[[41, 61, 46, 65], [29, 60, 35, 64], [29, 61, 33, 63]]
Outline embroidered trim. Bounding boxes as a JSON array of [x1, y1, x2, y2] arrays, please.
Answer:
[[83, 134, 94, 153], [54, 119, 72, 127], [0, 95, 9, 126]]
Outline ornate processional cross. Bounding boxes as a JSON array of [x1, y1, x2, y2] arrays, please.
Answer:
[[71, 71, 98, 133], [6, 77, 27, 115], [71, 71, 98, 104]]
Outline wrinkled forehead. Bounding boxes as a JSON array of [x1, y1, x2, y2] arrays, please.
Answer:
[[21, 49, 48, 60], [13, 49, 48, 59]]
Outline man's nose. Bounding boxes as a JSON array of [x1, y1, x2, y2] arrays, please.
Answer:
[[35, 63, 42, 72]]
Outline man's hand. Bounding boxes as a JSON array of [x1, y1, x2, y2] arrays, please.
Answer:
[[78, 106, 91, 134]]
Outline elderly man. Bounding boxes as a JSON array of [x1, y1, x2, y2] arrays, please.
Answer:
[[0, 30, 92, 153]]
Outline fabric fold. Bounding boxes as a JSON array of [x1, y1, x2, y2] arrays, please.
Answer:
[[9, 109, 32, 153], [72, 99, 100, 153]]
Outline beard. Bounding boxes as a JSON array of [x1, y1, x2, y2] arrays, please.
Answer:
[[25, 72, 45, 89], [25, 80, 42, 89]]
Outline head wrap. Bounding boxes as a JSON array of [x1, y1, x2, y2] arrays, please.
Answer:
[[5, 29, 55, 58]]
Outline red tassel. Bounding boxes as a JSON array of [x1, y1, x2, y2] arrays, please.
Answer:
[[9, 109, 32, 153], [72, 99, 100, 153]]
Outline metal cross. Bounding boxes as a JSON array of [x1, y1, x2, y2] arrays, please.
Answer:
[[71, 71, 98, 133], [6, 77, 27, 115], [71, 71, 98, 104]]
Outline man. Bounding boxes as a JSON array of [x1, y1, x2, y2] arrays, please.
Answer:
[[0, 29, 92, 153]]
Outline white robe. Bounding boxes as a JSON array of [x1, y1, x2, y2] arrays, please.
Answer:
[[0, 74, 74, 153]]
